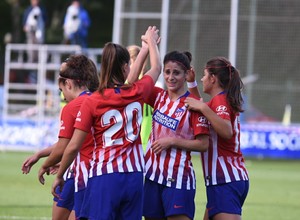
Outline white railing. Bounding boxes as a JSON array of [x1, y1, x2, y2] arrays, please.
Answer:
[[3, 43, 102, 124]]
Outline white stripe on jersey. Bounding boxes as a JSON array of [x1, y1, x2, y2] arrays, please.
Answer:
[[175, 150, 186, 189], [239, 157, 249, 180], [229, 157, 241, 181], [74, 154, 80, 192], [95, 150, 104, 176], [106, 148, 115, 174], [125, 147, 132, 172], [211, 129, 218, 185], [218, 156, 231, 183], [116, 149, 124, 172], [158, 151, 167, 184], [81, 161, 88, 190], [166, 151, 175, 187], [233, 117, 240, 153]]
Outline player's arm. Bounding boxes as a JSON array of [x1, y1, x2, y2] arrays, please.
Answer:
[[151, 134, 209, 154], [185, 97, 233, 139], [52, 129, 87, 198], [187, 67, 201, 98], [38, 138, 70, 184], [21, 143, 56, 174], [143, 26, 162, 82], [126, 42, 149, 84]]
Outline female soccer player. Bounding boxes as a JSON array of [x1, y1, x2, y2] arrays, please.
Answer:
[[23, 54, 99, 220], [51, 26, 161, 219], [185, 56, 249, 220], [143, 51, 210, 220]]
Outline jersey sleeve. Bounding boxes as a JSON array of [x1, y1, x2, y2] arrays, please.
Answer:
[[209, 94, 232, 121], [190, 110, 210, 137], [59, 105, 76, 138], [74, 97, 94, 133], [144, 86, 163, 107], [136, 75, 160, 107]]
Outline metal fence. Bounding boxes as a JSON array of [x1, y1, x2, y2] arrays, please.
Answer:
[[113, 0, 300, 123]]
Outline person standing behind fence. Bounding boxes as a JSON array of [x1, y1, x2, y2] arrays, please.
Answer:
[[23, 0, 47, 62], [184, 56, 249, 220], [51, 26, 161, 220], [63, 0, 90, 48]]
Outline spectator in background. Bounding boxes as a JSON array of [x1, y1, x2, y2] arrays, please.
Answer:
[[23, 0, 47, 62], [63, 0, 91, 48]]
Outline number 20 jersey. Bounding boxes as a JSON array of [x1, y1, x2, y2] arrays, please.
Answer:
[[74, 76, 155, 178]]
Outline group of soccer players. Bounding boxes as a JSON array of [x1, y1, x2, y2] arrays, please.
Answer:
[[22, 25, 249, 220]]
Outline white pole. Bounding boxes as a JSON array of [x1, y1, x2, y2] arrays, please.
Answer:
[[157, 0, 170, 88], [112, 0, 123, 43], [229, 0, 239, 66]]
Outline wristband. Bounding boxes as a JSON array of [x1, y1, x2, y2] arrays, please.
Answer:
[[187, 81, 197, 88]]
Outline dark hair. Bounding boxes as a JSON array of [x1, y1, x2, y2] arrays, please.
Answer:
[[163, 51, 192, 71], [98, 42, 130, 94], [59, 54, 99, 92], [205, 56, 244, 113]]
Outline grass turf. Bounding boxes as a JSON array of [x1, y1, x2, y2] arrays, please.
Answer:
[[0, 151, 299, 219]]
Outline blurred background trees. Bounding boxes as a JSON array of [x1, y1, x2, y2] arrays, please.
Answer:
[[0, 0, 114, 81]]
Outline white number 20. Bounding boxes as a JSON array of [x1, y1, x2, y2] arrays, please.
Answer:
[[101, 102, 142, 147]]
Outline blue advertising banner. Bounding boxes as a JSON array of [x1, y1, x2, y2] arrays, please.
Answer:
[[240, 123, 300, 159], [0, 119, 59, 151], [0, 120, 300, 160]]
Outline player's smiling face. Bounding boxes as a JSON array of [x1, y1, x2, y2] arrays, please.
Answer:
[[163, 61, 186, 93]]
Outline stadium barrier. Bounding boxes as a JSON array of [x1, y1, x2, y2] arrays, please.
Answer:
[[0, 120, 299, 159]]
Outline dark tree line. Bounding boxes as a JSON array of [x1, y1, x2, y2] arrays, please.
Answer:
[[0, 0, 114, 80]]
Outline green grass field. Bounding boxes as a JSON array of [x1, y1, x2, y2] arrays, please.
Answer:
[[0, 151, 300, 220]]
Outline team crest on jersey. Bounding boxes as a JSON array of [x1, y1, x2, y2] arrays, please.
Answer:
[[153, 109, 179, 131], [174, 108, 184, 118]]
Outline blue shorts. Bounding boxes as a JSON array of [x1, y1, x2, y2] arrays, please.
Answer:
[[143, 178, 195, 219], [53, 178, 75, 211], [80, 172, 144, 220], [206, 180, 249, 219], [74, 189, 86, 218]]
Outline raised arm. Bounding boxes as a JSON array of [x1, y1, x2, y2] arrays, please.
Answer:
[[126, 43, 149, 84], [186, 67, 201, 98], [142, 26, 162, 83]]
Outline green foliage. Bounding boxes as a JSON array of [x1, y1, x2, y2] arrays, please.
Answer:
[[0, 0, 114, 78], [0, 151, 300, 219]]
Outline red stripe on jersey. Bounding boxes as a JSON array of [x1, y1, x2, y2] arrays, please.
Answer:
[[145, 89, 209, 190], [201, 93, 249, 186]]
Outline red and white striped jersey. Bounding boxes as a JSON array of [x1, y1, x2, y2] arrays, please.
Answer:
[[144, 88, 210, 190], [201, 92, 249, 186], [74, 76, 155, 178], [59, 92, 94, 190]]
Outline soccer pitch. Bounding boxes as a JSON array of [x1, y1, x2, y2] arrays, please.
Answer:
[[0, 151, 299, 220]]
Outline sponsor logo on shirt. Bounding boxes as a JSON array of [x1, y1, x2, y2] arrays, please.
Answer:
[[196, 116, 209, 128], [60, 120, 65, 130], [153, 110, 179, 131], [76, 111, 81, 122], [216, 105, 229, 116]]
